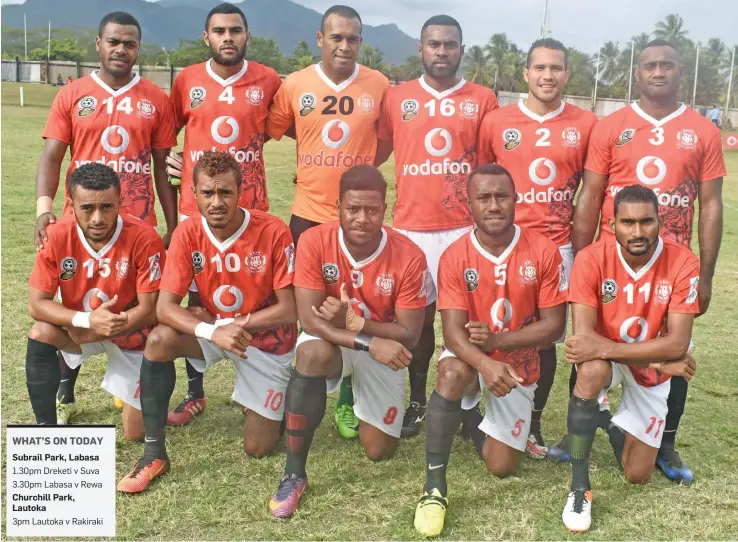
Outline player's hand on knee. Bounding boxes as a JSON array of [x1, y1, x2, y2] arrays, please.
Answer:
[[481, 360, 523, 397], [368, 337, 412, 371], [465, 321, 493, 352], [89, 295, 128, 337], [166, 150, 183, 185], [565, 335, 604, 364], [35, 212, 56, 251], [212, 322, 253, 358]]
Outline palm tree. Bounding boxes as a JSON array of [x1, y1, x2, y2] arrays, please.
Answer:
[[359, 44, 384, 70], [462, 45, 494, 87], [595, 41, 622, 84], [653, 14, 689, 46], [484, 33, 511, 92], [502, 46, 527, 92]]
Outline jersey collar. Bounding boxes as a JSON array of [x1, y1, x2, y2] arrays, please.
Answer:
[[470, 225, 520, 266], [206, 58, 248, 87], [616, 236, 664, 281], [90, 72, 140, 97], [314, 62, 360, 93], [338, 227, 388, 269], [631, 102, 687, 128], [517, 100, 565, 123], [201, 208, 251, 253], [418, 75, 466, 100], [76, 216, 124, 260]]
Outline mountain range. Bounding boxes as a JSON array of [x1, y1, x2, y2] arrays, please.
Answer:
[[0, 0, 418, 65]]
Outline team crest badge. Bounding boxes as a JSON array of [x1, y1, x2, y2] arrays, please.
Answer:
[[616, 128, 636, 146], [245, 85, 264, 106], [246, 251, 267, 274], [116, 257, 130, 280], [148, 254, 162, 282], [285, 244, 295, 273], [60, 257, 77, 280], [602, 278, 618, 304], [459, 98, 479, 120], [654, 279, 672, 304], [519, 260, 537, 285], [136, 98, 156, 119], [322, 263, 339, 285], [676, 129, 698, 150], [299, 92, 316, 116], [464, 268, 479, 292], [375, 273, 394, 296], [351, 269, 364, 288], [401, 99, 419, 121], [503, 128, 522, 151], [561, 126, 581, 148], [190, 87, 206, 109], [686, 276, 699, 305], [77, 96, 97, 117], [558, 262, 569, 292], [192, 251, 205, 275], [357, 93, 375, 114]]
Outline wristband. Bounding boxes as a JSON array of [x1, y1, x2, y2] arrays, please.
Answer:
[[72, 311, 91, 329], [194, 322, 216, 341], [353, 333, 373, 352]]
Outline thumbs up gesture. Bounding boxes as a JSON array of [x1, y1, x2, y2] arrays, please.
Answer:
[[340, 283, 366, 332], [89, 295, 129, 337]]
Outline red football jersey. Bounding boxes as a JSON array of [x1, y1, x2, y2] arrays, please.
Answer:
[[161, 210, 296, 355], [170, 60, 282, 217], [378, 76, 498, 231], [42, 73, 177, 226], [478, 102, 597, 246], [585, 103, 727, 247], [29, 214, 165, 351], [294, 222, 428, 323], [437, 226, 568, 385], [569, 236, 700, 386]]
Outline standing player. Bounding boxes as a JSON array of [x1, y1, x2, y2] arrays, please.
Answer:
[[35, 11, 177, 424], [413, 165, 567, 537], [562, 39, 725, 481], [117, 151, 297, 493], [164, 2, 283, 426], [561, 185, 699, 532], [26, 163, 165, 438], [477, 38, 597, 458], [267, 5, 390, 439], [268, 165, 427, 519], [376, 15, 498, 438]]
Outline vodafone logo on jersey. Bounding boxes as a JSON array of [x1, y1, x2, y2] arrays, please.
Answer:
[[322, 120, 350, 148], [213, 285, 244, 313], [528, 158, 557, 186], [636, 156, 667, 186], [100, 125, 130, 154], [83, 288, 110, 312], [424, 128, 452, 157], [517, 158, 573, 204], [490, 298, 513, 331], [211, 116, 240, 145]]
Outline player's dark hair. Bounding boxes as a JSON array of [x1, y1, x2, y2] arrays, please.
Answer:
[[421, 15, 462, 43], [527, 38, 568, 69], [641, 39, 680, 61], [321, 5, 362, 33], [98, 11, 141, 40], [339, 165, 386, 200], [193, 151, 242, 187], [467, 163, 515, 191], [613, 185, 659, 216], [205, 3, 248, 32], [68, 163, 121, 196]]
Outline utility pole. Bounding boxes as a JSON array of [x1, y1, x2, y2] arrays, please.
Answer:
[[627, 39, 635, 103], [540, 0, 549, 38], [692, 42, 701, 108], [725, 45, 736, 122], [24, 14, 27, 60], [47, 21, 51, 60], [593, 43, 601, 111]]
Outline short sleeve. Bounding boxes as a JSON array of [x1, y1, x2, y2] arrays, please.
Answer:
[[266, 79, 295, 141], [152, 99, 177, 150], [537, 243, 568, 308], [568, 250, 600, 308], [293, 229, 325, 290], [377, 92, 393, 141], [134, 230, 166, 293], [29, 239, 59, 294], [583, 120, 613, 175], [482, 89, 499, 116], [437, 249, 468, 311], [160, 228, 194, 297], [270, 221, 296, 291], [669, 253, 701, 314], [395, 251, 428, 310], [476, 113, 497, 166], [699, 130, 727, 182], [42, 87, 73, 144], [170, 72, 187, 131]]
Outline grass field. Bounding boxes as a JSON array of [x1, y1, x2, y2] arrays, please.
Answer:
[[2, 81, 738, 540]]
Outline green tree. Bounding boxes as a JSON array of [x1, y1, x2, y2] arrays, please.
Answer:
[[564, 47, 595, 97], [396, 55, 423, 82], [484, 33, 511, 92], [247, 36, 286, 72], [169, 39, 210, 67], [28, 37, 84, 61], [653, 14, 689, 47], [292, 40, 312, 58], [290, 40, 316, 71], [359, 44, 384, 70], [462, 45, 494, 87]]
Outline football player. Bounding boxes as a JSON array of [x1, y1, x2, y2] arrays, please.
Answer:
[[268, 165, 428, 519], [554, 39, 725, 482], [35, 11, 177, 424], [376, 15, 498, 439], [116, 151, 297, 493], [26, 163, 165, 437], [562, 185, 699, 532], [413, 164, 567, 537], [477, 38, 597, 458]]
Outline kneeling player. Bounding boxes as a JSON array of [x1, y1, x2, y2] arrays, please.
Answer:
[[413, 164, 567, 537], [26, 163, 165, 438], [268, 165, 428, 518], [117, 151, 298, 493], [561, 185, 699, 532]]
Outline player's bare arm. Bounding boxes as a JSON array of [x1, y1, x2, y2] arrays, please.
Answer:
[[235, 286, 297, 333], [697, 178, 723, 315], [572, 169, 608, 254], [442, 308, 523, 397], [468, 304, 566, 353], [374, 138, 393, 166], [152, 148, 178, 248], [34, 138, 69, 249]]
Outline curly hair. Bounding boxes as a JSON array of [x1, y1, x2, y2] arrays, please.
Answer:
[[193, 150, 242, 187], [68, 163, 121, 195]]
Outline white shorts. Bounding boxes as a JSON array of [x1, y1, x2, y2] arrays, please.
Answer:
[[394, 226, 473, 306], [296, 332, 407, 438], [555, 242, 574, 344], [440, 349, 537, 452], [187, 341, 295, 421], [60, 342, 143, 410], [599, 363, 671, 449]]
